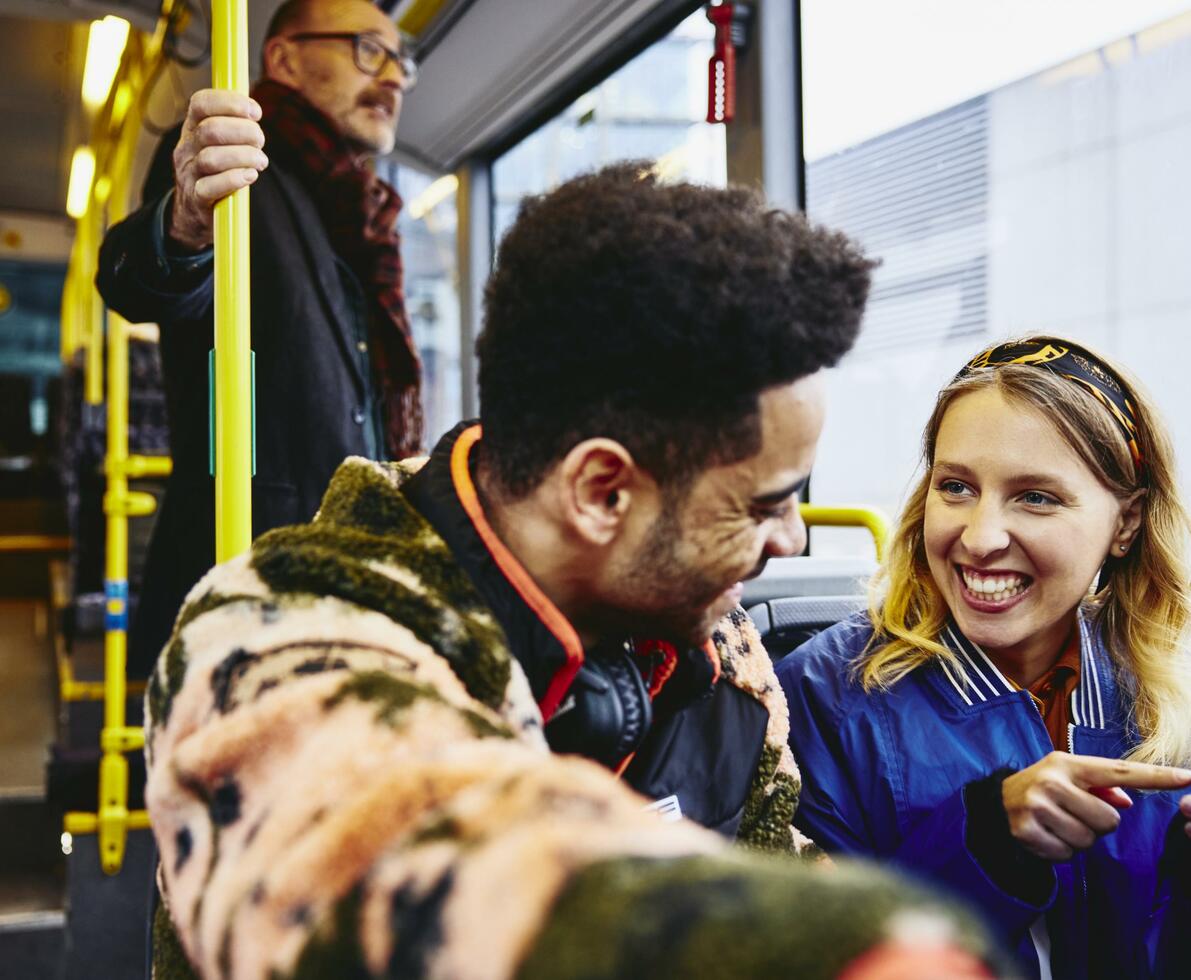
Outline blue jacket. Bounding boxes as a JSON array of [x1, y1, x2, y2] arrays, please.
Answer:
[[776, 613, 1189, 979]]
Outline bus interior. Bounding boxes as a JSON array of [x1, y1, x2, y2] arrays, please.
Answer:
[[2, 0, 1191, 975]]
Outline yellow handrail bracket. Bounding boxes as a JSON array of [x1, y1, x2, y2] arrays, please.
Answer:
[[799, 504, 891, 562]]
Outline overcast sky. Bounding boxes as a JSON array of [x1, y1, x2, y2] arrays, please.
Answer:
[[801, 0, 1191, 159]]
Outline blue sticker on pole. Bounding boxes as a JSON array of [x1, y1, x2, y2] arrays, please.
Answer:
[[105, 579, 129, 631]]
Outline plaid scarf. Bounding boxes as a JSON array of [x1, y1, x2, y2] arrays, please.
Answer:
[[252, 78, 423, 458]]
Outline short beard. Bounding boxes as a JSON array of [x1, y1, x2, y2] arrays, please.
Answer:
[[607, 493, 726, 646], [343, 118, 396, 158]]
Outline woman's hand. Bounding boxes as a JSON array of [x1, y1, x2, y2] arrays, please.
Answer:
[[1002, 753, 1191, 860]]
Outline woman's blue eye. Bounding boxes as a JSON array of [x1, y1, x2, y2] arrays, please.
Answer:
[[1022, 490, 1056, 506], [938, 480, 969, 495]]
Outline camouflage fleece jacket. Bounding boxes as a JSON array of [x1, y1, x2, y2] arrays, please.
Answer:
[[145, 424, 1005, 979]]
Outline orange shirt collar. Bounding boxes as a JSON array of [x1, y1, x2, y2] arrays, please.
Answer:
[[449, 424, 586, 721], [447, 425, 719, 716]]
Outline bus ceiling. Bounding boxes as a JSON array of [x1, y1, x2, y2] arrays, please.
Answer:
[[0, 0, 706, 229]]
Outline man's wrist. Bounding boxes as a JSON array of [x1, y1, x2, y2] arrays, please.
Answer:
[[164, 190, 212, 254], [152, 190, 213, 282]]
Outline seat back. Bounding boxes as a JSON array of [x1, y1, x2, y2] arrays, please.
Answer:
[[740, 555, 874, 606], [747, 595, 867, 661], [740, 555, 872, 661]]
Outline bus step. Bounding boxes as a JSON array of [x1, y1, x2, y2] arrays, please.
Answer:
[[63, 829, 155, 980], [0, 798, 66, 979], [0, 909, 65, 979]]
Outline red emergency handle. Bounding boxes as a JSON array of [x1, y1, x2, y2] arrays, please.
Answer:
[[707, 2, 736, 124]]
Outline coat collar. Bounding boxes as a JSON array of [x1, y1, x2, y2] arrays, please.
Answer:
[[931, 607, 1118, 731], [402, 422, 719, 725]]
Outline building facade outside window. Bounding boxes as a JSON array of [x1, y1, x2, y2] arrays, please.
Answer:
[[802, 0, 1191, 557]]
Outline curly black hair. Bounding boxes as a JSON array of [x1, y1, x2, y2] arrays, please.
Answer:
[[477, 162, 875, 499]]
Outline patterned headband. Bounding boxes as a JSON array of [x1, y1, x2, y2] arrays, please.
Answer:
[[956, 340, 1144, 476]]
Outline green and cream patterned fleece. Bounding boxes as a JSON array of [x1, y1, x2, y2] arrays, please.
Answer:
[[145, 456, 1005, 979]]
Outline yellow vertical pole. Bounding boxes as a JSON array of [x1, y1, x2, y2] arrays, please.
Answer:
[[95, 302, 152, 873], [81, 210, 105, 406], [94, 36, 155, 873], [211, 0, 252, 562], [98, 307, 132, 873]]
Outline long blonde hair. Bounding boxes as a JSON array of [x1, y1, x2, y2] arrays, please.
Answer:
[[863, 336, 1191, 766]]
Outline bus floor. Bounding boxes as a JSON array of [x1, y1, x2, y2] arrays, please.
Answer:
[[0, 598, 66, 977], [0, 594, 155, 978]]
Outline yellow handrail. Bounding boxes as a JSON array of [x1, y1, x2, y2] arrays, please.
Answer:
[[211, 0, 253, 562], [57, 645, 147, 703], [80, 209, 104, 405], [94, 303, 141, 874], [122, 454, 173, 479], [63, 16, 178, 872], [65, 0, 250, 873], [0, 535, 71, 552], [799, 504, 890, 562], [398, 0, 451, 35], [65, 810, 152, 835]]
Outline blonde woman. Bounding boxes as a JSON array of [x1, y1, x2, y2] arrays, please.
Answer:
[[777, 337, 1191, 979]]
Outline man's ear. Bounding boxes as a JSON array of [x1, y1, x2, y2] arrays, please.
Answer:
[[555, 439, 639, 546], [1113, 489, 1146, 556], [262, 37, 300, 84]]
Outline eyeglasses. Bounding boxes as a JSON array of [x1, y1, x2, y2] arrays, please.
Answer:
[[286, 32, 418, 89]]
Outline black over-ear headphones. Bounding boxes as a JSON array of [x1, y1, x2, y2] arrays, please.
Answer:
[[543, 643, 652, 768]]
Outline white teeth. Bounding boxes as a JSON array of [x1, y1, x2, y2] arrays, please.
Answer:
[[961, 568, 1027, 601]]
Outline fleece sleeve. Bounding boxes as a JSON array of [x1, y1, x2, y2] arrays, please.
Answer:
[[144, 464, 1009, 980]]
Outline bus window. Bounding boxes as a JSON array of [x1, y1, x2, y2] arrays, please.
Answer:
[[492, 8, 726, 245], [801, 0, 1191, 558], [382, 162, 463, 446]]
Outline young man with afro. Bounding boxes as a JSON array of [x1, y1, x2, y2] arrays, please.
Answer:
[[144, 163, 1007, 979]]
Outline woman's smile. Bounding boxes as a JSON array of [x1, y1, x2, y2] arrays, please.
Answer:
[[956, 564, 1034, 612]]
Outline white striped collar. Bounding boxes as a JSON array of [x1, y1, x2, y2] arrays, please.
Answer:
[[1070, 612, 1106, 729], [940, 624, 1017, 704], [936, 611, 1107, 729]]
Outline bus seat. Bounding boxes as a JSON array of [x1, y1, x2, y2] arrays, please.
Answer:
[[747, 594, 867, 662], [741, 555, 874, 607]]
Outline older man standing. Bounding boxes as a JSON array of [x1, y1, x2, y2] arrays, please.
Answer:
[[97, 0, 422, 678]]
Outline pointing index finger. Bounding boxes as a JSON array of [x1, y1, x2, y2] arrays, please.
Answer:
[[1074, 756, 1191, 791]]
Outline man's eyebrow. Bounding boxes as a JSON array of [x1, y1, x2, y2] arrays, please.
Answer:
[[751, 476, 808, 507]]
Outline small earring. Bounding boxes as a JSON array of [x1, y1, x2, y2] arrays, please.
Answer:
[[1118, 543, 1128, 554]]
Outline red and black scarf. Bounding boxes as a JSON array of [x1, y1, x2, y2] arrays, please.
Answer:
[[252, 78, 423, 459]]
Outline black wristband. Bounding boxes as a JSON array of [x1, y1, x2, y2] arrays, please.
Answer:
[[1160, 806, 1191, 888], [151, 190, 213, 286], [963, 768, 1055, 906]]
